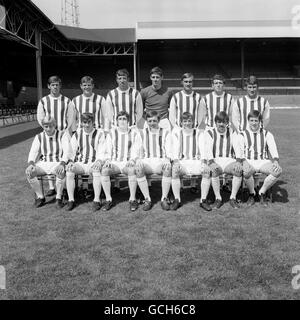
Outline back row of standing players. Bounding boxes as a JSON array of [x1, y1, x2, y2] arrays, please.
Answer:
[[36, 67, 270, 133], [28, 66, 281, 211]]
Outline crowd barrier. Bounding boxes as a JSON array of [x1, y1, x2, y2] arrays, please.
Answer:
[[0, 104, 37, 126]]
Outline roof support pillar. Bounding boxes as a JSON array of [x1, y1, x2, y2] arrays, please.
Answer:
[[133, 42, 137, 89], [241, 39, 245, 89], [35, 29, 43, 101]]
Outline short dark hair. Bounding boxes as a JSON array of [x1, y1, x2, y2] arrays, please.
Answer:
[[116, 110, 129, 121], [181, 73, 194, 81], [214, 111, 229, 123], [245, 75, 259, 86], [48, 75, 62, 85], [247, 110, 262, 121], [146, 110, 160, 121], [116, 69, 130, 78], [150, 66, 163, 77], [81, 112, 94, 123], [80, 76, 94, 84], [181, 111, 193, 123], [212, 74, 225, 84]]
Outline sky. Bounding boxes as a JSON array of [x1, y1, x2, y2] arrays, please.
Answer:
[[32, 0, 299, 29]]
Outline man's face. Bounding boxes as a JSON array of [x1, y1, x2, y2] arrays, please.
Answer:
[[150, 73, 162, 89], [43, 123, 56, 136], [80, 81, 94, 96], [117, 115, 128, 129], [82, 119, 94, 132], [216, 120, 228, 134], [147, 116, 159, 130], [182, 117, 193, 129], [247, 84, 258, 99], [48, 82, 61, 97], [212, 80, 224, 94], [116, 74, 129, 91], [248, 117, 260, 131], [182, 77, 193, 93]]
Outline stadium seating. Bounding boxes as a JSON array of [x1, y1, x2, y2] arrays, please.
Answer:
[[0, 104, 36, 126]]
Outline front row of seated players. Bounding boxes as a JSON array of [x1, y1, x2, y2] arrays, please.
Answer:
[[26, 110, 281, 211], [25, 115, 70, 208]]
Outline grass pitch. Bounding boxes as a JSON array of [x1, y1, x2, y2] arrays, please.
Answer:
[[0, 109, 299, 300]]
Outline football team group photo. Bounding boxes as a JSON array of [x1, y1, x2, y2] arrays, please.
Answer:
[[0, 0, 299, 301]]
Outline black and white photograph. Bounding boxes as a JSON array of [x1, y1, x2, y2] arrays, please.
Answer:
[[0, 0, 300, 302]]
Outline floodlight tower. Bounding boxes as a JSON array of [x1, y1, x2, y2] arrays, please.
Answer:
[[61, 0, 80, 27]]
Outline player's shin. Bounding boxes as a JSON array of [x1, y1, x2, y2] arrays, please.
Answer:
[[259, 174, 277, 195], [128, 175, 137, 201], [100, 175, 112, 201], [137, 176, 151, 201], [200, 176, 211, 201], [161, 176, 171, 201], [244, 176, 255, 194], [211, 177, 221, 200], [55, 177, 65, 199], [171, 178, 181, 202], [92, 171, 102, 202], [230, 176, 242, 199], [66, 171, 75, 201], [28, 176, 44, 199]]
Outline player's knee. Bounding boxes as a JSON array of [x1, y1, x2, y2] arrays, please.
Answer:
[[135, 165, 145, 178], [233, 170, 242, 178], [270, 165, 282, 178], [172, 164, 180, 179], [66, 166, 75, 173], [202, 172, 210, 179], [162, 167, 171, 177], [243, 168, 255, 179], [91, 169, 101, 177], [26, 169, 36, 179], [101, 167, 111, 176], [126, 167, 136, 176], [56, 172, 65, 180], [66, 171, 75, 178], [211, 168, 222, 178]]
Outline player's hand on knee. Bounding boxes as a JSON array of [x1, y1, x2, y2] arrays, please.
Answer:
[[233, 161, 243, 175], [202, 164, 210, 176], [103, 160, 111, 169], [210, 162, 220, 175], [26, 164, 36, 178], [66, 161, 74, 172], [126, 159, 136, 168], [272, 160, 281, 173], [92, 160, 102, 171], [162, 159, 171, 171], [55, 164, 65, 176]]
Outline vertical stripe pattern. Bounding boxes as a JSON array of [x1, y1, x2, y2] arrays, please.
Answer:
[[38, 131, 63, 162], [174, 91, 201, 127], [74, 128, 103, 164], [142, 128, 167, 159], [204, 92, 232, 127], [242, 128, 269, 160], [111, 128, 137, 161], [237, 95, 267, 131], [176, 128, 200, 160], [108, 88, 139, 126], [41, 94, 71, 131], [208, 128, 234, 158], [73, 93, 105, 129]]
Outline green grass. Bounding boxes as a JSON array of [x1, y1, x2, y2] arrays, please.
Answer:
[[0, 109, 300, 300]]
